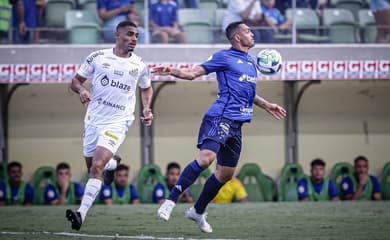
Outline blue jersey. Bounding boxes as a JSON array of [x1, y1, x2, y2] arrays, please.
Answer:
[[149, 1, 178, 27], [201, 48, 257, 122], [12, 0, 38, 29], [297, 178, 338, 200], [100, 184, 139, 202], [341, 176, 380, 196], [44, 182, 84, 204], [0, 181, 34, 204], [97, 0, 134, 17], [152, 182, 192, 203], [261, 6, 286, 26]]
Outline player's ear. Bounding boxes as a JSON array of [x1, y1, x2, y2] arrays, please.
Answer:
[[114, 30, 120, 40], [234, 33, 240, 42]]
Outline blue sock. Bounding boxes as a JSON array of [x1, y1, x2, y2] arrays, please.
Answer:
[[168, 160, 203, 203], [194, 174, 224, 214]]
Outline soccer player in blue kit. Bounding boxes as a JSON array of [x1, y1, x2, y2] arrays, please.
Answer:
[[152, 21, 287, 233]]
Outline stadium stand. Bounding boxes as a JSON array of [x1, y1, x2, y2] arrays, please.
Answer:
[[32, 166, 56, 204], [329, 162, 354, 198], [323, 8, 357, 43], [278, 163, 306, 201], [178, 9, 213, 43], [65, 10, 100, 44], [381, 162, 390, 200], [330, 0, 365, 21], [237, 163, 274, 202], [45, 0, 76, 28], [189, 168, 212, 200], [358, 9, 376, 43], [136, 163, 167, 203]]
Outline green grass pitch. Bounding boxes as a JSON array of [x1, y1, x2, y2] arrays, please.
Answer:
[[1, 202, 389, 240]]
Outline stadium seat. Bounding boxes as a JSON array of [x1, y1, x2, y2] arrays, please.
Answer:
[[278, 163, 305, 201], [0, 161, 7, 182], [285, 8, 329, 43], [133, 0, 144, 14], [380, 162, 390, 200], [213, 9, 229, 43], [330, 0, 365, 21], [178, 9, 214, 43], [358, 9, 376, 43], [189, 168, 212, 200], [199, 0, 219, 11], [32, 166, 56, 204], [237, 163, 274, 202], [45, 0, 75, 28], [136, 164, 167, 203], [329, 162, 354, 197], [323, 9, 357, 43], [65, 10, 100, 44]]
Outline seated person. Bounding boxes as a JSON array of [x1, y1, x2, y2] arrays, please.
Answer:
[[101, 164, 140, 204], [261, 0, 292, 43], [149, 0, 186, 44], [0, 161, 34, 205], [98, 0, 145, 43], [45, 162, 84, 205], [341, 156, 381, 200], [297, 159, 339, 201], [213, 177, 248, 203], [153, 162, 192, 204]]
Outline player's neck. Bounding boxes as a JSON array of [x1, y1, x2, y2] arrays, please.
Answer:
[[113, 47, 130, 58], [231, 44, 249, 53]]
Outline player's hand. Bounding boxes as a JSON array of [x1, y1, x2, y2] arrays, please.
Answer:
[[79, 88, 92, 105], [18, 22, 27, 35], [358, 174, 369, 186], [141, 108, 153, 126], [265, 103, 287, 120], [151, 66, 173, 75], [58, 178, 69, 193], [120, 4, 133, 13]]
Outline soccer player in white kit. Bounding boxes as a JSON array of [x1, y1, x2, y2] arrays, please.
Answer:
[[66, 21, 153, 231]]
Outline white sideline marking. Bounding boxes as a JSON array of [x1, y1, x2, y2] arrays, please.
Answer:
[[1, 231, 241, 240]]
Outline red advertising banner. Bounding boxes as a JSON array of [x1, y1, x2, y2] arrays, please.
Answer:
[[0, 60, 389, 83]]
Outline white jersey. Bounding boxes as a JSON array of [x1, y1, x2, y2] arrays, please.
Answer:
[[77, 48, 151, 125]]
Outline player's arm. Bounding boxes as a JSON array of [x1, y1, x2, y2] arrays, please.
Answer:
[[182, 190, 193, 203], [140, 86, 154, 126], [331, 196, 339, 201], [299, 197, 309, 202], [71, 74, 91, 104], [253, 95, 286, 120], [151, 65, 206, 81], [131, 198, 140, 204], [103, 198, 113, 205]]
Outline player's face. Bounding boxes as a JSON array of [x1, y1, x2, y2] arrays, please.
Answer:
[[355, 160, 368, 176], [166, 168, 180, 187], [116, 26, 139, 53], [311, 165, 325, 182], [57, 169, 71, 182], [114, 170, 129, 188], [8, 166, 22, 183], [237, 24, 255, 49]]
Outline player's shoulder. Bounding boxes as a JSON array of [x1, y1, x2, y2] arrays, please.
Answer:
[[85, 48, 110, 64], [297, 177, 307, 185]]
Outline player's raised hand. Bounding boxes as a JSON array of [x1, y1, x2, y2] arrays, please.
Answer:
[[265, 103, 287, 120], [141, 108, 153, 126], [151, 66, 173, 75], [79, 88, 92, 105]]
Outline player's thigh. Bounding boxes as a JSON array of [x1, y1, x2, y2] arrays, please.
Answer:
[[97, 121, 132, 156]]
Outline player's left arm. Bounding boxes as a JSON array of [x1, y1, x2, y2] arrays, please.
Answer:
[[253, 95, 287, 120], [151, 65, 206, 81], [140, 86, 153, 126]]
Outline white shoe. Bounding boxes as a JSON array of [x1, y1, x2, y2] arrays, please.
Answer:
[[185, 206, 213, 233], [157, 199, 176, 221]]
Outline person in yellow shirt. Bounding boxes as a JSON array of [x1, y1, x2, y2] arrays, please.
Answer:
[[213, 177, 248, 203]]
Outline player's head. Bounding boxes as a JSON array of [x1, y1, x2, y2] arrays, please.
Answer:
[[225, 21, 255, 50], [166, 162, 181, 187], [114, 164, 129, 188], [354, 155, 369, 176], [7, 161, 22, 183], [310, 158, 326, 182], [115, 20, 139, 53], [56, 162, 71, 182], [262, 0, 275, 9]]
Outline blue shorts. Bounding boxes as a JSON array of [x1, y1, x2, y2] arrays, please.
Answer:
[[197, 115, 243, 167]]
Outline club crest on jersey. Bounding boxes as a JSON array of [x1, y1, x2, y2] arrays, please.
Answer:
[[129, 68, 138, 77]]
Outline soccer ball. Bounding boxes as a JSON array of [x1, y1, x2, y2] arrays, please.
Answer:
[[256, 49, 282, 75]]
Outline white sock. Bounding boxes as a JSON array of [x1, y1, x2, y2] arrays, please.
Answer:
[[78, 178, 102, 222], [104, 157, 118, 171]]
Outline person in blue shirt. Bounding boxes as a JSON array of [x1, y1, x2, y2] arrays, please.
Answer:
[[149, 0, 186, 44], [341, 156, 382, 201], [100, 164, 140, 204], [153, 21, 286, 233], [260, 0, 292, 43], [153, 162, 192, 204], [97, 0, 145, 43], [12, 0, 38, 44], [297, 159, 339, 201], [44, 162, 84, 205], [0, 161, 34, 206]]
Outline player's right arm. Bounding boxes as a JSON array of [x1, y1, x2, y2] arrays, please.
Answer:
[[71, 74, 92, 105], [151, 65, 206, 80]]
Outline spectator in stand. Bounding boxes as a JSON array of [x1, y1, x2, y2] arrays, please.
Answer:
[[213, 177, 248, 203], [260, 0, 292, 43], [283, 0, 326, 18], [149, 0, 186, 43], [98, 0, 145, 43], [12, 0, 38, 44], [371, 0, 390, 43]]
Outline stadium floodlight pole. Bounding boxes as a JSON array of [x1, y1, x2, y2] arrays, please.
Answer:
[[292, 0, 297, 44]]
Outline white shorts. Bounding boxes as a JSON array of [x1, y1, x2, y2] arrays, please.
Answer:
[[83, 121, 133, 157]]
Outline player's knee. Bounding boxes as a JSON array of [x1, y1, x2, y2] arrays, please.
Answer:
[[215, 172, 233, 183], [90, 161, 105, 177]]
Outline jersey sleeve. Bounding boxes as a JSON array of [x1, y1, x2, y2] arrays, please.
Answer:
[[129, 185, 139, 202], [297, 178, 309, 199], [74, 183, 84, 199], [152, 183, 166, 203], [0, 182, 6, 202], [200, 51, 228, 74], [45, 184, 58, 204], [138, 62, 151, 89], [370, 176, 381, 193], [77, 51, 97, 79], [100, 185, 113, 201], [328, 179, 339, 198], [341, 177, 354, 195], [24, 184, 34, 204], [233, 179, 248, 201]]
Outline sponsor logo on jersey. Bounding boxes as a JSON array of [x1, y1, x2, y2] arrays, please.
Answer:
[[86, 51, 104, 64], [238, 74, 257, 83], [104, 131, 119, 141], [101, 75, 110, 86], [129, 68, 138, 77], [102, 63, 111, 69], [100, 75, 131, 92], [237, 59, 243, 64], [114, 70, 124, 76], [101, 100, 126, 111], [240, 106, 253, 115]]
